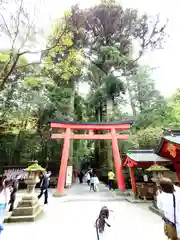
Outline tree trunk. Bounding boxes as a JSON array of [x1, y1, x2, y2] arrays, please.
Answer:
[[106, 99, 113, 169], [11, 119, 28, 164], [94, 107, 101, 167], [68, 86, 75, 166], [126, 76, 137, 117]]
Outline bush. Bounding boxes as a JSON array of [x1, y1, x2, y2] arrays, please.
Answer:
[[128, 126, 163, 149]]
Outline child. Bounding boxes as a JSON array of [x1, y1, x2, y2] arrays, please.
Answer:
[[90, 176, 95, 191], [94, 174, 99, 192]]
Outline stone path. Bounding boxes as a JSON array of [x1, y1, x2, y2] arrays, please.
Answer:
[[1, 182, 166, 240]]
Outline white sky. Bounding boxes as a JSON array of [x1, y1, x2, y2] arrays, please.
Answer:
[[2, 0, 180, 97]]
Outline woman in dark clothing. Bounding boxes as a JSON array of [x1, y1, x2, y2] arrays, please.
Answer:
[[9, 175, 20, 212], [78, 170, 84, 184], [38, 171, 51, 204]]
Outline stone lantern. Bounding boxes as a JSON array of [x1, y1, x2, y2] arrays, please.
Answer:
[[24, 160, 45, 194], [8, 160, 45, 223], [147, 163, 170, 215], [147, 163, 170, 186]]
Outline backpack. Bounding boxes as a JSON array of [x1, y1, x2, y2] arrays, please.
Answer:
[[40, 175, 49, 189]]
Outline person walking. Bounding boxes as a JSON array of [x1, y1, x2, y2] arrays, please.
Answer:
[[89, 168, 95, 191], [38, 171, 51, 205], [90, 175, 95, 192], [0, 177, 10, 234], [108, 170, 115, 190], [157, 177, 180, 240], [89, 168, 93, 178], [9, 175, 20, 212], [78, 170, 84, 184], [94, 174, 99, 192], [85, 171, 90, 186]]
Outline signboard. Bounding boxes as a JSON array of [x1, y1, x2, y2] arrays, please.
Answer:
[[3, 166, 28, 180], [167, 143, 177, 158], [65, 166, 72, 188]]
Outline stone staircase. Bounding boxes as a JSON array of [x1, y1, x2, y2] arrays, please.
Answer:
[[5, 195, 43, 223]]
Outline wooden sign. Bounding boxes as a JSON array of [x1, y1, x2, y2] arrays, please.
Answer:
[[167, 143, 177, 158], [3, 168, 28, 180]]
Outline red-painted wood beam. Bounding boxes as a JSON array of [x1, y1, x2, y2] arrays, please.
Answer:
[[129, 167, 136, 195], [50, 122, 131, 130], [123, 156, 137, 167], [51, 133, 129, 140]]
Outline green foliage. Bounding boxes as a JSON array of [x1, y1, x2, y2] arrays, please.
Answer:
[[126, 66, 177, 129], [104, 74, 125, 100], [0, 50, 28, 66], [0, 0, 177, 172], [170, 89, 180, 125], [128, 127, 163, 149], [44, 12, 83, 85]]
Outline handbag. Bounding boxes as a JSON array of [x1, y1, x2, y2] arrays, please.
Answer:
[[163, 193, 177, 239]]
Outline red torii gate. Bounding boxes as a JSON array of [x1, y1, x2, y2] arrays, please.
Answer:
[[50, 120, 133, 196]]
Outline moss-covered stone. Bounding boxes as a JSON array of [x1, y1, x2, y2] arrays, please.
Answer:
[[24, 163, 45, 172], [146, 164, 170, 172]]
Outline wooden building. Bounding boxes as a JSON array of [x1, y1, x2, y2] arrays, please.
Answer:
[[154, 129, 180, 182], [124, 149, 171, 200], [124, 129, 180, 200]]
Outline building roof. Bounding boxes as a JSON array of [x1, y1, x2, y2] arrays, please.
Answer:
[[164, 136, 180, 145], [163, 128, 180, 136], [126, 149, 171, 163], [154, 134, 180, 155], [162, 128, 180, 145], [49, 119, 134, 125]]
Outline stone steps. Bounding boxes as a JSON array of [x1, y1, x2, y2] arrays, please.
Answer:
[[11, 204, 40, 216], [6, 207, 43, 223], [5, 195, 43, 223]]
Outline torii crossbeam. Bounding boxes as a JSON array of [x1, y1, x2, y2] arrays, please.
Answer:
[[50, 120, 134, 196]]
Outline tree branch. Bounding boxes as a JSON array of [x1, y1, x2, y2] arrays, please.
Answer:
[[0, 54, 20, 90], [0, 24, 69, 90], [131, 14, 168, 65], [0, 12, 12, 39]]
